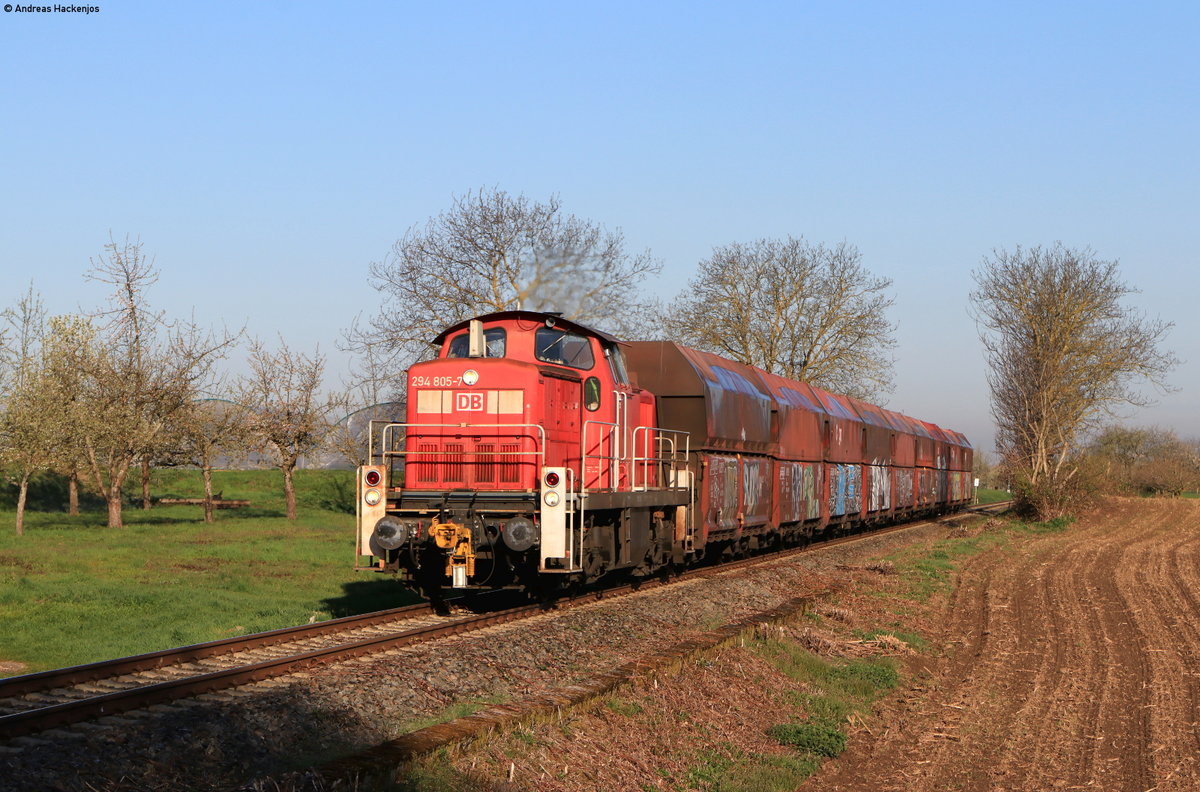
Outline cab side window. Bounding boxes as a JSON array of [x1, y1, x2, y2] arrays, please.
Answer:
[[584, 377, 602, 411], [534, 328, 595, 370], [605, 345, 630, 385]]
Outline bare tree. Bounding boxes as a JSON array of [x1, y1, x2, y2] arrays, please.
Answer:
[[40, 315, 97, 516], [172, 398, 252, 523], [237, 338, 345, 520], [971, 244, 1176, 519], [0, 375, 57, 536], [349, 187, 660, 372], [1087, 425, 1165, 490], [1087, 425, 1198, 497], [663, 237, 896, 399], [0, 283, 44, 388], [327, 342, 406, 468], [326, 402, 405, 469], [972, 449, 997, 490], [0, 285, 51, 535], [79, 235, 236, 527], [1134, 452, 1199, 497]]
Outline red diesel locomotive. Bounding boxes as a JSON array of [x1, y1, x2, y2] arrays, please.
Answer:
[[355, 311, 972, 596]]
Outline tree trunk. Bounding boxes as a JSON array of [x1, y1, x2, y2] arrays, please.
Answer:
[[202, 464, 215, 524], [107, 493, 124, 528], [68, 473, 79, 516], [283, 464, 297, 520], [15, 473, 30, 536], [84, 442, 127, 528], [141, 458, 152, 510]]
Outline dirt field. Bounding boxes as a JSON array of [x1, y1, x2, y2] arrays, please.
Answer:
[[417, 498, 1200, 792], [812, 497, 1200, 792]]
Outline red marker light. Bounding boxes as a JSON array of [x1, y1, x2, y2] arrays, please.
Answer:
[[545, 471, 560, 487], [365, 470, 381, 487]]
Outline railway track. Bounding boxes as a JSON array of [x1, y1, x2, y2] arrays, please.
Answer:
[[0, 501, 1008, 743], [0, 601, 507, 741]]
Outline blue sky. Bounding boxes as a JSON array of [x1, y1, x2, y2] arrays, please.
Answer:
[[2, 1, 1196, 455]]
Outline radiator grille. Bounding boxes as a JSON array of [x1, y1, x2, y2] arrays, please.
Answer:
[[500, 443, 521, 483], [443, 443, 464, 481], [409, 439, 530, 487], [476, 443, 495, 482]]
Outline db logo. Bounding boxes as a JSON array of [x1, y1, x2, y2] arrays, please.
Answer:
[[455, 392, 484, 412]]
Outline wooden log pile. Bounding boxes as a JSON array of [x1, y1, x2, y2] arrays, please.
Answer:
[[157, 498, 251, 509]]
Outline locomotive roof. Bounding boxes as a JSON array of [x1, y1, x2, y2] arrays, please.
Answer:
[[432, 311, 622, 346]]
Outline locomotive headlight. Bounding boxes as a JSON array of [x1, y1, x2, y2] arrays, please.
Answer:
[[364, 489, 382, 506], [462, 369, 479, 386], [544, 491, 560, 507]]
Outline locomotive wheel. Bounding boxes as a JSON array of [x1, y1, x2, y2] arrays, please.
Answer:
[[425, 586, 450, 616], [416, 552, 451, 615], [583, 551, 605, 581], [534, 573, 585, 606]]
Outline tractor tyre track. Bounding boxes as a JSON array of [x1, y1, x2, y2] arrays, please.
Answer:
[[811, 498, 1200, 792]]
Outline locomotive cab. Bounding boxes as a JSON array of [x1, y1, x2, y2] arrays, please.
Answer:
[[356, 311, 694, 596]]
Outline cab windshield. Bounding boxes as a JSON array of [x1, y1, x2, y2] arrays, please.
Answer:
[[447, 328, 506, 358]]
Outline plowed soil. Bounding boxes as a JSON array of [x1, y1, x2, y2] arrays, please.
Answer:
[[812, 497, 1200, 792], [421, 499, 1200, 792]]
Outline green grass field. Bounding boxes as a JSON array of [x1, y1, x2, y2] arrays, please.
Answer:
[[975, 487, 1010, 504], [0, 468, 420, 677]]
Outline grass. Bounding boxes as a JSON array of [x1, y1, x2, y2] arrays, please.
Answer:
[[659, 638, 902, 790], [393, 634, 908, 792], [0, 468, 419, 675], [882, 516, 1024, 602], [604, 695, 646, 717], [766, 721, 846, 757], [755, 638, 900, 709], [394, 696, 511, 736], [856, 627, 931, 652], [681, 746, 819, 792], [975, 487, 1010, 504], [1018, 515, 1074, 533]]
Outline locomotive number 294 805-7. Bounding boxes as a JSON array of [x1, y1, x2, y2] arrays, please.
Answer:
[[410, 375, 463, 388]]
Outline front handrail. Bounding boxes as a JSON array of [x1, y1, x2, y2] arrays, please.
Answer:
[[630, 426, 691, 492], [580, 421, 691, 494], [582, 419, 621, 491], [565, 466, 581, 571]]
